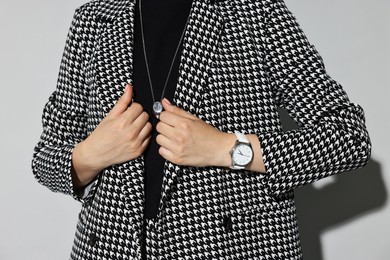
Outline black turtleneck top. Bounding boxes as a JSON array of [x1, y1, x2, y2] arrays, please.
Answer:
[[132, 0, 193, 219]]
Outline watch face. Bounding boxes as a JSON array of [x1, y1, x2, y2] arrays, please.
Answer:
[[232, 143, 253, 166]]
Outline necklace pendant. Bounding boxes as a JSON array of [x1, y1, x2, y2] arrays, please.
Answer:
[[153, 101, 163, 119]]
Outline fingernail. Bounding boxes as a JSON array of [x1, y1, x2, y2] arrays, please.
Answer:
[[163, 98, 171, 106]]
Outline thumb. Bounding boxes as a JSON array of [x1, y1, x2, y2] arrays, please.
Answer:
[[107, 84, 133, 118], [162, 98, 197, 120]]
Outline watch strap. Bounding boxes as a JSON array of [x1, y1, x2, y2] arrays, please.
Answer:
[[235, 132, 250, 144]]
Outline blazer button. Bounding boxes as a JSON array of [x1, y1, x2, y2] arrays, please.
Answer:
[[222, 216, 233, 233], [88, 233, 98, 247]]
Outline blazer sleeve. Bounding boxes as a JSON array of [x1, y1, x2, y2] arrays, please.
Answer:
[[257, 0, 372, 196], [31, 7, 98, 202]]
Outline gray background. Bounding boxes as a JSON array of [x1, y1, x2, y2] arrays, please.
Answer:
[[0, 0, 389, 259]]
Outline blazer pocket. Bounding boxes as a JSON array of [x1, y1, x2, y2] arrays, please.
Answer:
[[227, 198, 300, 260], [73, 201, 103, 260]]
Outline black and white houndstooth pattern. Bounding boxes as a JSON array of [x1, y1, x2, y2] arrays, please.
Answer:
[[32, 0, 371, 259]]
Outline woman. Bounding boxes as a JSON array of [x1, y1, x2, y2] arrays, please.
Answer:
[[32, 0, 371, 259]]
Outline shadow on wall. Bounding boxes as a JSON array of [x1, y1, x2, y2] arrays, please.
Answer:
[[278, 108, 387, 260]]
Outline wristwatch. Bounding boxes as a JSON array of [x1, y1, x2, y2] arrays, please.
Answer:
[[229, 133, 253, 170]]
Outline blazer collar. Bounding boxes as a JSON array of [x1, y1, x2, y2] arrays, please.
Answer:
[[96, 0, 134, 22]]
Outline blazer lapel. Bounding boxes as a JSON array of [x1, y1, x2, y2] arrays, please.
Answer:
[[172, 0, 224, 115], [95, 0, 136, 115], [157, 0, 225, 219], [94, 0, 147, 249]]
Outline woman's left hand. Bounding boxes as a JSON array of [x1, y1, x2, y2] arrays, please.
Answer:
[[156, 98, 235, 167]]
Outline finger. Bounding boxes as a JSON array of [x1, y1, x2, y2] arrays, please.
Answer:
[[156, 133, 177, 152], [131, 111, 149, 132], [107, 84, 133, 118], [159, 111, 181, 127], [158, 146, 175, 163], [141, 135, 152, 150], [155, 121, 175, 139], [122, 102, 144, 124], [138, 121, 152, 141], [162, 98, 197, 120]]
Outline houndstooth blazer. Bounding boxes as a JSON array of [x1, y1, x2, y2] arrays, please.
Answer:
[[32, 0, 371, 259]]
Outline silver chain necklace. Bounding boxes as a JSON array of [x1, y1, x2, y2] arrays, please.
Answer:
[[138, 0, 191, 119]]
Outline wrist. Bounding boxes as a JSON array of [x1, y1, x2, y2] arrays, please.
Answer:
[[212, 132, 236, 168], [71, 141, 103, 188]]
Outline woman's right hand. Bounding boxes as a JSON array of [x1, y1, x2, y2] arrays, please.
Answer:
[[71, 84, 152, 188]]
